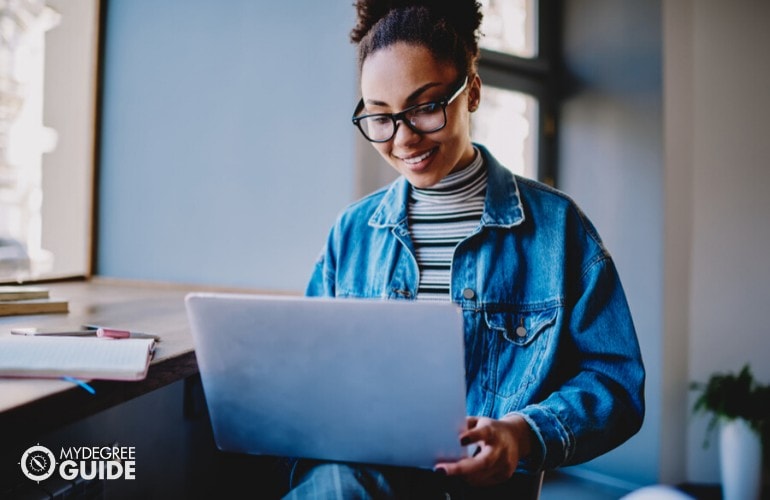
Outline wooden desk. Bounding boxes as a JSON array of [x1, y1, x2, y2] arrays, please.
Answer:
[[0, 278, 300, 498], [0, 277, 251, 448]]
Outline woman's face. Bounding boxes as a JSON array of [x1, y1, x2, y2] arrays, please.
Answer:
[[359, 43, 479, 188]]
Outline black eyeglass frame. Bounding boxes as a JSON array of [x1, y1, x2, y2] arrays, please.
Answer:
[[351, 76, 469, 143]]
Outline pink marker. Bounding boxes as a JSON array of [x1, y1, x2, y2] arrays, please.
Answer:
[[95, 327, 160, 341], [96, 327, 131, 339]]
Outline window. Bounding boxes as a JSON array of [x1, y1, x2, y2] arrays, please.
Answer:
[[471, 82, 538, 180], [472, 0, 560, 185], [478, 0, 538, 58], [0, 0, 100, 282]]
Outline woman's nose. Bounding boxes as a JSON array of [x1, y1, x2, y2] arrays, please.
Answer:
[[392, 120, 421, 148]]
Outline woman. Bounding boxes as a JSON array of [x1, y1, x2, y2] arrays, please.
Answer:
[[285, 1, 645, 497]]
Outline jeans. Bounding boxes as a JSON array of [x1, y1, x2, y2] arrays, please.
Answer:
[[282, 460, 543, 500]]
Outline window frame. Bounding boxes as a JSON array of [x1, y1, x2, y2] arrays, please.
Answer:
[[0, 0, 103, 285], [476, 0, 561, 186]]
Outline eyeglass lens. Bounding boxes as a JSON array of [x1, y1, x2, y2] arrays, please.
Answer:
[[358, 103, 446, 142]]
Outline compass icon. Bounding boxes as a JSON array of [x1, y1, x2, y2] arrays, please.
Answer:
[[20, 445, 56, 482]]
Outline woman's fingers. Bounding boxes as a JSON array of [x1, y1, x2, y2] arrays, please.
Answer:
[[435, 415, 524, 487]]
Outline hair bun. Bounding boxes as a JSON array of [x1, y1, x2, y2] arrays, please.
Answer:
[[351, 0, 482, 44]]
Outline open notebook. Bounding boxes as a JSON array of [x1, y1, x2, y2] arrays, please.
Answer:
[[0, 336, 155, 381]]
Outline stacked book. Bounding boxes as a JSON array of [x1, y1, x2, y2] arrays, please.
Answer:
[[0, 286, 69, 316]]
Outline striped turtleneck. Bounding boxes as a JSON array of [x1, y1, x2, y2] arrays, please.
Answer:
[[408, 149, 486, 301]]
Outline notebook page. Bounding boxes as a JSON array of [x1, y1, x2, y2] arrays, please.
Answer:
[[0, 336, 155, 381]]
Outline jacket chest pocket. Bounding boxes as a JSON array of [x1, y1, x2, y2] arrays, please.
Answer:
[[481, 305, 559, 400]]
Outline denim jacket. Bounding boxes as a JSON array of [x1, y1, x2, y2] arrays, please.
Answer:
[[307, 144, 645, 472]]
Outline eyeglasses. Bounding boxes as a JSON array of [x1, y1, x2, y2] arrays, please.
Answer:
[[351, 76, 469, 143]]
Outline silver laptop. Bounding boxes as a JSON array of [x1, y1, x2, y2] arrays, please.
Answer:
[[185, 293, 469, 469]]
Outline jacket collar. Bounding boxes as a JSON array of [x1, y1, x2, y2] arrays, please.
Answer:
[[369, 143, 526, 228]]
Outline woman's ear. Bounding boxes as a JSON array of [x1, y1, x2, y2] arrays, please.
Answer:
[[468, 74, 482, 112]]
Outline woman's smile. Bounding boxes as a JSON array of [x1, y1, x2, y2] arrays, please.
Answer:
[[396, 147, 437, 170]]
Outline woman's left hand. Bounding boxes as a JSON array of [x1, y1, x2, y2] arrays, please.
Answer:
[[434, 414, 534, 487]]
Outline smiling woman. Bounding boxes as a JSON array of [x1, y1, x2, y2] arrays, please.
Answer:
[[0, 0, 100, 282], [285, 1, 645, 498]]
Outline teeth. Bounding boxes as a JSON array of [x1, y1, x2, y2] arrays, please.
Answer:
[[402, 149, 433, 164]]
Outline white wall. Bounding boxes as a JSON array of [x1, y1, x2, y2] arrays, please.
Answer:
[[97, 0, 357, 292], [660, 0, 694, 484], [560, 0, 663, 487], [669, 0, 770, 483]]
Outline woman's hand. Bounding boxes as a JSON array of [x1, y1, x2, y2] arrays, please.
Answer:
[[434, 414, 534, 487]]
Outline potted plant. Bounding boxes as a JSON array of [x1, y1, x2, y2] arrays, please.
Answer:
[[691, 364, 769, 500]]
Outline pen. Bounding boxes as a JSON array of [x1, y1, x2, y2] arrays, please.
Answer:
[[81, 324, 161, 342], [61, 376, 96, 395]]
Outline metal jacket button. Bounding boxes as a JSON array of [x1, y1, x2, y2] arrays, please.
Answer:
[[462, 288, 475, 300], [516, 317, 527, 337]]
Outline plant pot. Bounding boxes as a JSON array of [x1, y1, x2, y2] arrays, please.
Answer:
[[720, 418, 763, 500]]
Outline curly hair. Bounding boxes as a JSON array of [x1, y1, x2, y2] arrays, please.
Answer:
[[350, 0, 483, 77]]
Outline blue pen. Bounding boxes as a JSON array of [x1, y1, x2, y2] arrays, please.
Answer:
[[61, 376, 96, 394]]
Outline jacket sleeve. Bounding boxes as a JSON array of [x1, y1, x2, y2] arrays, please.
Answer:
[[513, 255, 646, 471], [305, 226, 338, 298]]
